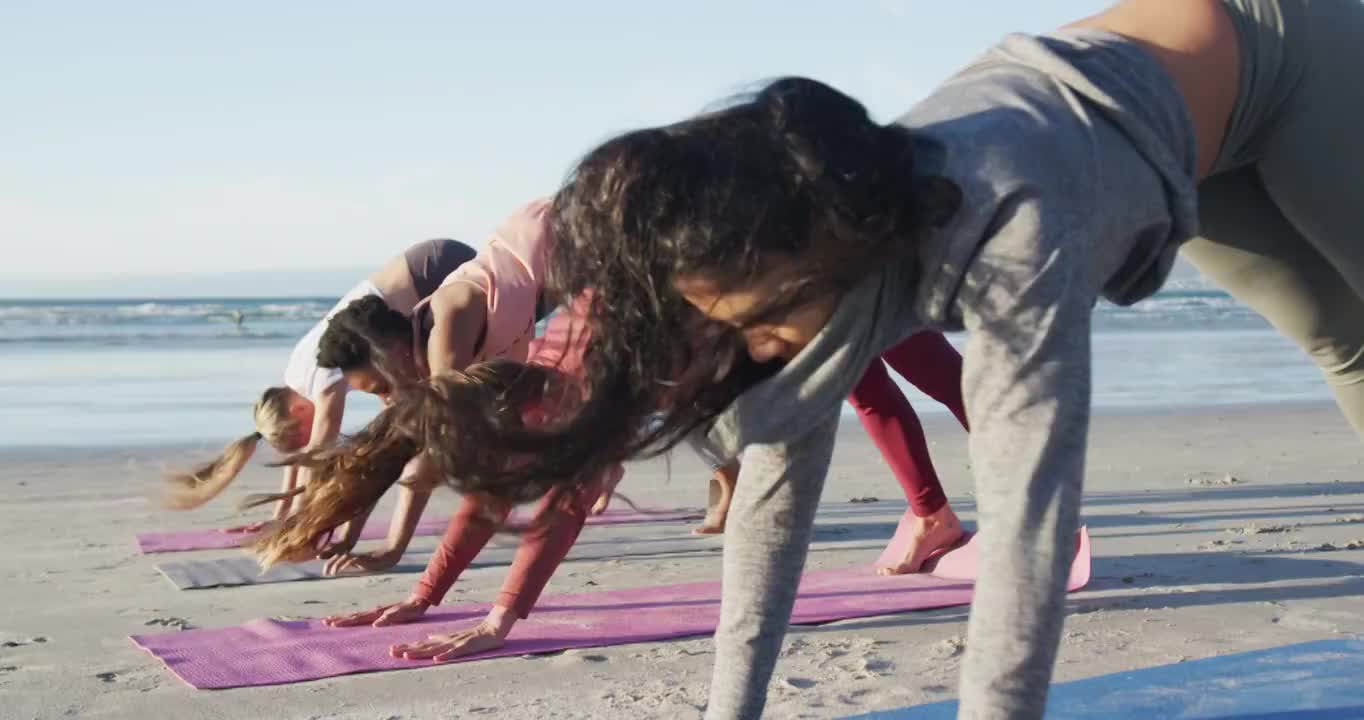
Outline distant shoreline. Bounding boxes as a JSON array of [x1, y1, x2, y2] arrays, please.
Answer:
[[0, 256, 1214, 300], [0, 267, 373, 300]]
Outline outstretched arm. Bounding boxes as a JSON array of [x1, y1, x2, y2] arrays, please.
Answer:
[[281, 383, 347, 521], [953, 199, 1093, 718]]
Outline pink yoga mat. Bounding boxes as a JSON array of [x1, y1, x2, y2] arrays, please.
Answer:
[[135, 508, 705, 554], [131, 528, 1091, 690]]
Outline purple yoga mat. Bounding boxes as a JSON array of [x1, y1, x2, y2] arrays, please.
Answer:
[[135, 508, 705, 554], [131, 528, 1091, 690]]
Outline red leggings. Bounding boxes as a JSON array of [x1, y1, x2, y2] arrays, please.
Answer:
[[847, 331, 968, 517], [411, 469, 611, 617]]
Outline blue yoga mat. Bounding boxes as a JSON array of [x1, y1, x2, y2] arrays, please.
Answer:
[[848, 638, 1364, 719]]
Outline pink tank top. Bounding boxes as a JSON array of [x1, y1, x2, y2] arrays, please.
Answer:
[[439, 198, 554, 364]]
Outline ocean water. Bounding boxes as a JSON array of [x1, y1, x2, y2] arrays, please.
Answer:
[[0, 287, 1333, 448]]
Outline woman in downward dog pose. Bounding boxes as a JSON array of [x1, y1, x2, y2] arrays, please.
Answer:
[[281, 198, 571, 576], [163, 238, 476, 531], [255, 301, 619, 659], [383, 0, 1364, 716]]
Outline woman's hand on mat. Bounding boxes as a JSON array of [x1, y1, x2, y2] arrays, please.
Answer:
[[322, 596, 430, 628], [321, 548, 403, 577], [316, 537, 358, 561], [389, 606, 517, 662]]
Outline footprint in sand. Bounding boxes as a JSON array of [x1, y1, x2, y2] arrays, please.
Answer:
[[144, 617, 193, 630], [1, 636, 48, 648], [549, 649, 610, 665], [1226, 524, 1297, 535], [860, 658, 894, 674], [777, 675, 818, 690], [839, 688, 873, 704], [1186, 472, 1244, 486], [1315, 540, 1364, 551]]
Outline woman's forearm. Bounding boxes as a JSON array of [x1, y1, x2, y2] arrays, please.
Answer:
[[274, 466, 301, 519], [383, 469, 434, 555]]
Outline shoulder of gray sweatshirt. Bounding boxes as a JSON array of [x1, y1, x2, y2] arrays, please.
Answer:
[[700, 28, 1200, 720]]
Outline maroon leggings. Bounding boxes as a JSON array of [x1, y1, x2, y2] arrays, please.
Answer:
[[847, 331, 968, 517]]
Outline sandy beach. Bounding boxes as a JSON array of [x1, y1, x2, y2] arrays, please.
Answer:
[[3, 403, 1362, 719]]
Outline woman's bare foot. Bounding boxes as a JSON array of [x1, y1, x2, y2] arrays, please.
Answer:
[[692, 461, 738, 535], [692, 517, 727, 535], [875, 504, 965, 575], [590, 464, 626, 515], [692, 496, 730, 535]]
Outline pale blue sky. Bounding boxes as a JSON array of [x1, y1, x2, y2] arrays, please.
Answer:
[[2, 0, 1107, 292]]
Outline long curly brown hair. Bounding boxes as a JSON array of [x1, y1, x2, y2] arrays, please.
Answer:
[[376, 76, 960, 507]]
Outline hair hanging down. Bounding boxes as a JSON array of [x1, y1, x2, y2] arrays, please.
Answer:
[[251, 360, 562, 569], [162, 386, 303, 510], [372, 76, 962, 505]]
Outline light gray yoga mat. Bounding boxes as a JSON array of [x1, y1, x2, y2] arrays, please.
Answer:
[[156, 553, 444, 590], [156, 534, 720, 590]]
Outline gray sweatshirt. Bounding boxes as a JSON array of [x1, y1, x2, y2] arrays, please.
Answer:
[[700, 28, 1199, 719]]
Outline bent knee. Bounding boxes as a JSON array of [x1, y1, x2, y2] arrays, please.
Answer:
[[1274, 299, 1364, 384], [400, 468, 441, 493], [1306, 336, 1364, 385]]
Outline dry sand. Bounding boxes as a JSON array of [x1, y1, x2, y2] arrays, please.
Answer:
[[2, 403, 1362, 719]]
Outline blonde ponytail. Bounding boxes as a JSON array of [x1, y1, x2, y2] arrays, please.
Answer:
[[162, 386, 302, 511], [162, 432, 262, 510]]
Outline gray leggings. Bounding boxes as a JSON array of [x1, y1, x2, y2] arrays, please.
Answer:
[[1182, 0, 1364, 436]]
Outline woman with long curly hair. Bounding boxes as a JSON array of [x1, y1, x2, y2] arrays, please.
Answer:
[[376, 1, 1363, 717], [255, 300, 623, 660]]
